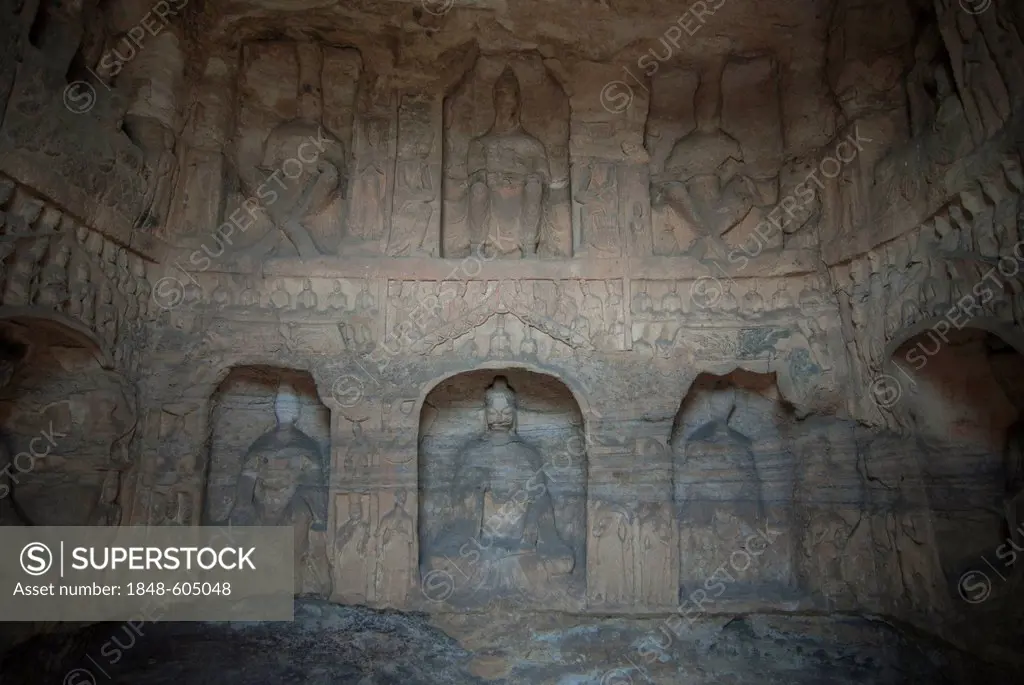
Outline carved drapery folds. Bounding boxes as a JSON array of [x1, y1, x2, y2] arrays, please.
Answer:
[[387, 94, 442, 257]]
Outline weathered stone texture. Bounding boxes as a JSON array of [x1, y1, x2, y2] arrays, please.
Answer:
[[2, 0, 1024, 681]]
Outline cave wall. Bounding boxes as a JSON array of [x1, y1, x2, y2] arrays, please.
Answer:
[[0, 0, 1022, 664]]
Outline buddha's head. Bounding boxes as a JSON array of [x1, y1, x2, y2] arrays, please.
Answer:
[[484, 376, 517, 432], [492, 67, 523, 131]]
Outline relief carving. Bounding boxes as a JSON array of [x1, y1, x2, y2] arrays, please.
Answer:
[[649, 57, 782, 259], [247, 120, 348, 259], [204, 375, 332, 598], [387, 95, 440, 256], [673, 382, 769, 602], [374, 488, 415, 605], [334, 492, 373, 603], [420, 373, 586, 608], [444, 58, 570, 258], [574, 160, 620, 257]]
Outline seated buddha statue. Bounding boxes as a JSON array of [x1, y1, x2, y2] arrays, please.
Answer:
[[425, 376, 574, 602]]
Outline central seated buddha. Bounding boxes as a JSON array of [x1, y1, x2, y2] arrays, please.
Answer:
[[424, 376, 574, 605]]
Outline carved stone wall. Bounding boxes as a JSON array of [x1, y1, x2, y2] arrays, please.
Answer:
[[443, 56, 571, 259], [4, 0, 1024, 673]]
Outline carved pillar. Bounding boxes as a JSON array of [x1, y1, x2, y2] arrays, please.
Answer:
[[321, 375, 419, 609], [129, 393, 205, 527]]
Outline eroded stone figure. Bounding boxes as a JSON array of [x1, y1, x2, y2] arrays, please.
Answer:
[[489, 314, 513, 358], [636, 502, 674, 605], [467, 68, 551, 259], [349, 118, 389, 242], [375, 489, 415, 603], [251, 121, 347, 259], [653, 61, 757, 259], [389, 121, 436, 256], [226, 383, 331, 597], [334, 496, 371, 602], [124, 116, 178, 230], [352, 282, 377, 349], [574, 161, 618, 256], [425, 376, 573, 603], [676, 391, 765, 598], [590, 505, 634, 606]]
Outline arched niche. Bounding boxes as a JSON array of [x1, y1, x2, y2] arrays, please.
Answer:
[[886, 326, 1024, 612], [418, 368, 587, 610], [669, 370, 822, 609], [201, 365, 332, 599], [0, 316, 135, 526]]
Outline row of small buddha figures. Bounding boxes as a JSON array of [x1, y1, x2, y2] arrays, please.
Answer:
[[174, 277, 378, 314], [0, 225, 152, 345], [630, 278, 829, 318]]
